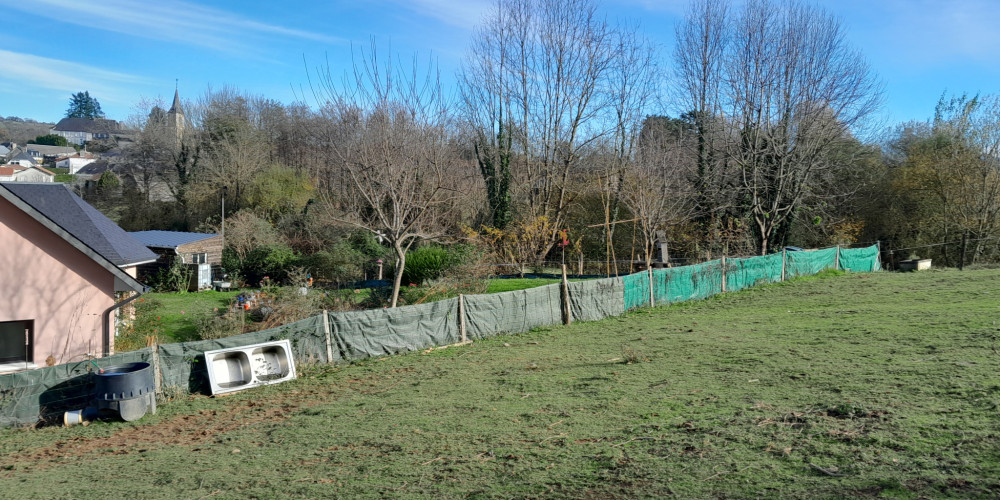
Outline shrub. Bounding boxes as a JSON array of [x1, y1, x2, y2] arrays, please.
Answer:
[[299, 241, 368, 284], [402, 245, 456, 285], [194, 309, 246, 340], [240, 243, 297, 285], [115, 296, 164, 352], [147, 256, 192, 292]]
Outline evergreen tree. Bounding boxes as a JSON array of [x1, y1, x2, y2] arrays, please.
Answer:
[[66, 91, 105, 119]]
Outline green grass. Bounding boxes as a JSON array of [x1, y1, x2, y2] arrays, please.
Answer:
[[11, 270, 998, 498], [144, 290, 241, 342], [486, 277, 589, 293]]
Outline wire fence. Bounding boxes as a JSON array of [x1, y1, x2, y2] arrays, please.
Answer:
[[0, 244, 880, 428]]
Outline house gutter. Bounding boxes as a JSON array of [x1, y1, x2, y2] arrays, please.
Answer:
[[102, 287, 149, 357]]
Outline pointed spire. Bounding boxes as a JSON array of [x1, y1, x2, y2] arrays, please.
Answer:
[[168, 82, 183, 115]]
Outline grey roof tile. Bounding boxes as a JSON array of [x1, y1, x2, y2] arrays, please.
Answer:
[[1, 183, 157, 266]]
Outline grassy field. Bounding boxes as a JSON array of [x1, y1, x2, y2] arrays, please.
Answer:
[[486, 277, 565, 293], [5, 269, 1000, 498], [144, 290, 242, 342]]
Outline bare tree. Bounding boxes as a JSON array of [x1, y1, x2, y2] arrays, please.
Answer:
[[672, 0, 738, 257], [315, 43, 469, 307], [674, 0, 882, 255], [460, 0, 625, 259]]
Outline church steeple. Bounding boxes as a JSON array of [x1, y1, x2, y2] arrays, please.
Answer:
[[168, 81, 183, 116], [166, 81, 185, 145]]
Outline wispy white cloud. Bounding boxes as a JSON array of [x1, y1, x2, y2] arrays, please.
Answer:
[[0, 0, 344, 54], [392, 0, 492, 29], [0, 49, 152, 105]]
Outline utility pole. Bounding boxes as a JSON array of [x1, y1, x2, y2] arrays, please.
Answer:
[[221, 185, 228, 241]]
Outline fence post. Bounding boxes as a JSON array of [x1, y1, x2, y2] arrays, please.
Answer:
[[648, 267, 655, 307], [561, 264, 572, 325], [876, 240, 882, 271], [835, 245, 840, 271], [458, 294, 467, 342], [960, 232, 968, 271], [781, 249, 787, 281], [147, 337, 162, 396], [321, 310, 333, 364], [721, 256, 727, 293]]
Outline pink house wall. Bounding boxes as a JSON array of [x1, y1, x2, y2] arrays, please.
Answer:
[[0, 195, 115, 366]]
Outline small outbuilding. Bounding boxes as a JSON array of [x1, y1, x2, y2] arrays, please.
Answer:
[[129, 231, 224, 291]]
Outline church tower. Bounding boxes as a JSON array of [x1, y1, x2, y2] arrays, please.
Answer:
[[166, 85, 185, 145]]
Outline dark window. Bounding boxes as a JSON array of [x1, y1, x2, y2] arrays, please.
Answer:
[[0, 320, 33, 364]]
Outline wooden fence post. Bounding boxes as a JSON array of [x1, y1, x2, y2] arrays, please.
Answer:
[[458, 294, 467, 342], [960, 232, 968, 271], [835, 245, 841, 271], [322, 310, 333, 364], [648, 267, 655, 307], [561, 264, 572, 325], [147, 337, 162, 396], [721, 256, 727, 292]]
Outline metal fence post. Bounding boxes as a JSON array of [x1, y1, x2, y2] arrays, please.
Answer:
[[781, 249, 787, 281], [721, 256, 727, 292], [648, 267, 655, 307], [458, 294, 467, 342], [561, 264, 572, 325], [322, 310, 333, 364]]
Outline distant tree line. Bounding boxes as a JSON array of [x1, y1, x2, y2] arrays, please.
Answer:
[[78, 0, 1000, 307]]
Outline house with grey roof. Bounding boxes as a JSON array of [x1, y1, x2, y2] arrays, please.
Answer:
[[129, 230, 224, 291], [0, 183, 156, 371], [50, 118, 120, 145], [8, 151, 37, 167]]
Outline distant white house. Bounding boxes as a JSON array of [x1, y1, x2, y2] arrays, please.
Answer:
[[55, 155, 97, 174], [8, 152, 36, 168]]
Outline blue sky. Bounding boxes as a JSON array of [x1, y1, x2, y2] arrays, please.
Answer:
[[1, 0, 999, 130]]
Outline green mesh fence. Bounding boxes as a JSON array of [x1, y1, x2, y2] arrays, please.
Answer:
[[725, 253, 785, 292], [785, 247, 838, 278], [328, 298, 461, 361], [0, 348, 152, 427], [623, 272, 651, 310], [0, 244, 880, 427], [463, 284, 562, 339], [568, 278, 625, 321], [655, 260, 725, 304], [840, 245, 881, 272]]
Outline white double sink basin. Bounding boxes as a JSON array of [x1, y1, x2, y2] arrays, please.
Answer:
[[204, 340, 297, 395]]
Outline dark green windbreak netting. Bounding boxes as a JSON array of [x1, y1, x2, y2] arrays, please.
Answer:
[[840, 245, 881, 272], [725, 253, 784, 292], [158, 315, 326, 394], [464, 285, 562, 339], [0, 348, 152, 427], [623, 272, 651, 311], [328, 298, 460, 361], [568, 277, 624, 322], [785, 247, 838, 278], [0, 244, 881, 427]]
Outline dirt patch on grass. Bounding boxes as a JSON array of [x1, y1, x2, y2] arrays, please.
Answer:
[[1, 387, 332, 472]]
